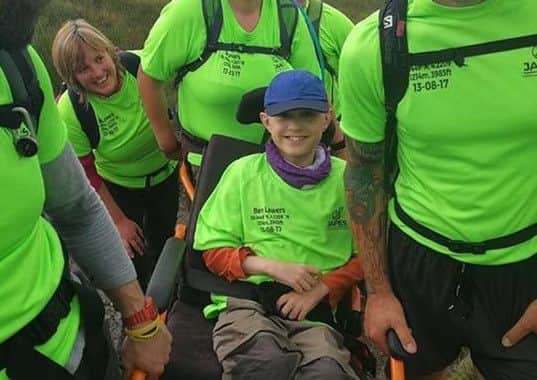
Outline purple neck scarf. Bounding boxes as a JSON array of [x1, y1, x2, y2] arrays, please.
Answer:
[[265, 140, 331, 189]]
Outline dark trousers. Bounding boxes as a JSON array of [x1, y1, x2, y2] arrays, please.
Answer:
[[388, 224, 537, 379], [105, 172, 179, 289]]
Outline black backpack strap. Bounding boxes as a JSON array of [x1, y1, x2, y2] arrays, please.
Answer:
[[379, 0, 408, 195], [118, 50, 140, 78], [408, 34, 537, 67], [0, 48, 44, 132], [67, 89, 100, 150], [1, 276, 76, 379], [175, 0, 223, 86], [175, 0, 300, 86]]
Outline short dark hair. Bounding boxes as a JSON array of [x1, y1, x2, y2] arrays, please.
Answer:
[[0, 0, 51, 49]]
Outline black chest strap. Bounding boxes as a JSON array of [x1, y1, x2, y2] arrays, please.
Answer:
[[394, 198, 537, 255]]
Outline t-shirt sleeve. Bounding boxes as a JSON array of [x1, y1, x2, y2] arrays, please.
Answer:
[[194, 162, 244, 251], [140, 0, 206, 82], [320, 4, 354, 74], [288, 10, 323, 78], [56, 92, 92, 157], [338, 14, 386, 143], [27, 46, 68, 164]]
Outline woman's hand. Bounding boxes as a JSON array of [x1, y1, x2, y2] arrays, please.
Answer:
[[116, 217, 145, 258]]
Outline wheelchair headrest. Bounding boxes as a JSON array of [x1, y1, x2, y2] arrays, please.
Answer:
[[236, 87, 267, 124]]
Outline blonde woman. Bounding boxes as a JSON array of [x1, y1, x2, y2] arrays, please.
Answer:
[[53, 19, 179, 289]]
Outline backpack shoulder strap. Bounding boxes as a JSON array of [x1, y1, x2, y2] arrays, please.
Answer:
[[307, 0, 323, 37], [0, 48, 44, 132], [277, 0, 299, 59], [379, 0, 408, 195], [67, 89, 100, 150], [118, 51, 140, 78], [175, 0, 223, 86]]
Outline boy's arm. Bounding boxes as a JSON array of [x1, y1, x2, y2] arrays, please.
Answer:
[[321, 254, 363, 307], [202, 247, 253, 281], [202, 247, 320, 293]]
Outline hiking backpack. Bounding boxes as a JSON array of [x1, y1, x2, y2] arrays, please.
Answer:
[[0, 48, 44, 157], [379, 0, 537, 195], [65, 50, 140, 149]]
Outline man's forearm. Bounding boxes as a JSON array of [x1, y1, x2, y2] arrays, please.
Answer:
[[105, 280, 145, 317], [344, 137, 390, 294]]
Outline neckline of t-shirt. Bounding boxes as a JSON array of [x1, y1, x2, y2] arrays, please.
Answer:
[[89, 71, 129, 103], [416, 0, 500, 18], [222, 0, 267, 36]]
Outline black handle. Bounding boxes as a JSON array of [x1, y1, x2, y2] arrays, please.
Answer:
[[387, 328, 411, 360]]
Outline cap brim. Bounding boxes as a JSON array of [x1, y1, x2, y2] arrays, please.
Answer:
[[236, 87, 267, 124], [265, 99, 329, 116]]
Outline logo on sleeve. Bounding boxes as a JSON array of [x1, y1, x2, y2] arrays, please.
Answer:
[[328, 207, 348, 229], [522, 46, 537, 77]]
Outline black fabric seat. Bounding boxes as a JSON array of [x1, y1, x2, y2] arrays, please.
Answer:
[[162, 135, 263, 379]]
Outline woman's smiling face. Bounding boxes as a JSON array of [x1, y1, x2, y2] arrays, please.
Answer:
[[74, 44, 119, 97]]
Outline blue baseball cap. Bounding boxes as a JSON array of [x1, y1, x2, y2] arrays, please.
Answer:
[[264, 70, 328, 116]]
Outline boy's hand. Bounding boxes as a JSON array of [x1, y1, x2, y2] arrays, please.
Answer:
[[276, 282, 329, 320], [266, 261, 321, 293]]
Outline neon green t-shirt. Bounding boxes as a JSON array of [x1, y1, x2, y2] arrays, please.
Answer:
[[194, 153, 354, 318], [305, 0, 354, 116], [57, 64, 176, 188], [0, 46, 80, 378], [141, 0, 322, 165], [339, 0, 537, 265]]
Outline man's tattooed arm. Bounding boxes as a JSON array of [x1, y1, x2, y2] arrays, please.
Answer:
[[344, 137, 389, 295]]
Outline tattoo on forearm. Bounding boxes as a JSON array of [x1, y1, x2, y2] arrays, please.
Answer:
[[344, 138, 389, 293]]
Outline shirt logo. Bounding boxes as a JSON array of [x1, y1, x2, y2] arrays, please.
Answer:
[[98, 113, 119, 137], [522, 46, 537, 77], [328, 207, 348, 229]]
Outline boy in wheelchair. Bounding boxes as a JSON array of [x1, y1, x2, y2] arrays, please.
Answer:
[[194, 70, 364, 379]]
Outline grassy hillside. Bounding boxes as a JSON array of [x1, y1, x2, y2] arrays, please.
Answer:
[[34, 0, 380, 89]]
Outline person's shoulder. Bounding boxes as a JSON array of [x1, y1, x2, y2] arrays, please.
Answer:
[[156, 0, 204, 25], [344, 11, 379, 53], [321, 2, 354, 28], [56, 90, 73, 112], [220, 153, 267, 182], [329, 155, 347, 175], [340, 11, 381, 74]]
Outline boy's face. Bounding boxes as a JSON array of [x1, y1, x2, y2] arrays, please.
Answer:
[[260, 109, 330, 167]]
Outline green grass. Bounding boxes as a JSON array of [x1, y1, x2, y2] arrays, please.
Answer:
[[34, 0, 381, 90]]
